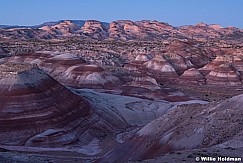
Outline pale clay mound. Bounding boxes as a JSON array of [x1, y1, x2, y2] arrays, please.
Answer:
[[135, 54, 150, 61], [51, 53, 81, 60], [76, 89, 207, 126], [99, 94, 243, 162]]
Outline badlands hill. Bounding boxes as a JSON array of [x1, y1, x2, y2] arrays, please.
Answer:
[[0, 62, 91, 146], [4, 52, 120, 88], [100, 94, 243, 162]]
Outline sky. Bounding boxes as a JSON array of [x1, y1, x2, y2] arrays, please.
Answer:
[[0, 0, 242, 28]]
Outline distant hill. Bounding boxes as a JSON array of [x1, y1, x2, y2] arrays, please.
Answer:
[[0, 20, 242, 41]]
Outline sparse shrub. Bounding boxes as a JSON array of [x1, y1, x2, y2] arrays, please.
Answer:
[[176, 152, 182, 155], [187, 154, 194, 158]]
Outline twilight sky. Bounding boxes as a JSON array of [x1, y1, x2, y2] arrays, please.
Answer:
[[0, 0, 242, 28]]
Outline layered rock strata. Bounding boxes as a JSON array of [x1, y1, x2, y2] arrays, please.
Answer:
[[6, 52, 119, 88], [0, 63, 91, 146], [205, 64, 242, 86], [179, 68, 206, 85]]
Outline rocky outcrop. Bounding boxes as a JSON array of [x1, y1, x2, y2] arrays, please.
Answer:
[[108, 20, 143, 40], [1, 20, 243, 41], [78, 20, 108, 39], [178, 22, 243, 41], [108, 20, 175, 40], [178, 22, 222, 39], [40, 20, 78, 36]]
